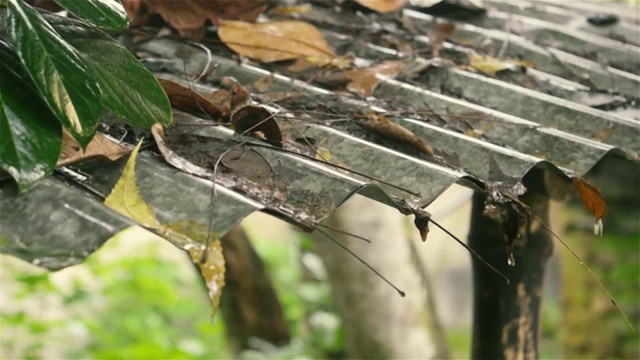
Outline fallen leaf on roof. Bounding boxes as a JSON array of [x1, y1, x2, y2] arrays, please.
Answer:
[[356, 0, 407, 13], [160, 221, 225, 319], [345, 60, 406, 97], [158, 78, 224, 120], [250, 73, 276, 93], [104, 139, 160, 228], [271, 4, 311, 15], [57, 130, 131, 167], [463, 54, 535, 76], [315, 144, 348, 173], [429, 22, 455, 57], [355, 113, 435, 158], [151, 123, 211, 179], [218, 20, 336, 64], [415, 0, 486, 20], [591, 125, 615, 142], [204, 76, 252, 119], [122, 0, 266, 39], [231, 105, 283, 147], [105, 136, 226, 317]]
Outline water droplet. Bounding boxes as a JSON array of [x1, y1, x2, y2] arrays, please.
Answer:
[[594, 219, 603, 236], [210, 314, 218, 324], [507, 254, 516, 267], [410, 193, 422, 204]]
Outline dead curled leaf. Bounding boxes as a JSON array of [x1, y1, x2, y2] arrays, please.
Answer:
[[158, 78, 224, 120], [218, 20, 336, 64], [151, 123, 212, 179], [355, 113, 435, 158], [355, 0, 408, 13], [345, 60, 406, 97], [429, 22, 455, 57], [591, 125, 614, 142], [573, 177, 606, 221], [231, 105, 283, 147], [122, 0, 267, 39], [57, 130, 131, 167]]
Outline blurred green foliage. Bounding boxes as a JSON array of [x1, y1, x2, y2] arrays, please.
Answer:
[[0, 230, 345, 359]]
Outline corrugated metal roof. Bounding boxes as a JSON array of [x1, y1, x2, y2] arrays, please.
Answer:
[[1, 0, 639, 269]]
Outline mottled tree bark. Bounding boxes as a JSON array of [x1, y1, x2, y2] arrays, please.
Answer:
[[218, 225, 290, 355], [469, 170, 553, 359], [311, 195, 447, 359]]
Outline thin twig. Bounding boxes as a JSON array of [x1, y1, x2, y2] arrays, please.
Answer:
[[314, 227, 405, 297], [429, 218, 510, 284], [317, 223, 371, 242]]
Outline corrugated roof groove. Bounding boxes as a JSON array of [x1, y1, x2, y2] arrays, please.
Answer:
[[402, 9, 640, 98], [0, 179, 134, 269], [481, 0, 640, 46], [1, 0, 639, 270]]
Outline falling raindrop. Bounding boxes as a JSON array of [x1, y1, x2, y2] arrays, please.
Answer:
[[507, 254, 516, 267], [594, 219, 603, 236]]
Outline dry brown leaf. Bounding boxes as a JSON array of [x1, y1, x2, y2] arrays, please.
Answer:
[[218, 20, 336, 64], [591, 125, 615, 141], [57, 130, 131, 167], [429, 22, 455, 57], [355, 113, 435, 158], [356, 0, 408, 13], [231, 105, 283, 147], [573, 177, 607, 221], [345, 60, 406, 97], [158, 78, 224, 120], [122, 0, 266, 39], [464, 54, 535, 76], [251, 73, 276, 93]]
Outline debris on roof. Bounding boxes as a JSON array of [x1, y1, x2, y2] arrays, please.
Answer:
[[1, 0, 638, 272]]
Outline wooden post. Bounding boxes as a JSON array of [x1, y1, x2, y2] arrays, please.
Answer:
[[469, 170, 553, 359]]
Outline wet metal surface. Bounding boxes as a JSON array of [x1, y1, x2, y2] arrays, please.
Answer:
[[2, 0, 639, 269]]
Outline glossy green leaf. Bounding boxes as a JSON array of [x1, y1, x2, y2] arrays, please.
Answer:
[[0, 40, 62, 191], [6, 0, 102, 147], [49, 15, 173, 129], [53, 0, 129, 30]]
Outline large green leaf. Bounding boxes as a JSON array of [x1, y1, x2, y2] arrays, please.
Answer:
[[53, 0, 129, 30], [0, 41, 62, 190], [6, 0, 102, 147], [49, 15, 173, 129]]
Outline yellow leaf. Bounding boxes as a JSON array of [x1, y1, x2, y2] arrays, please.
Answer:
[[464, 54, 535, 76], [104, 140, 160, 228], [218, 20, 336, 63], [104, 138, 226, 317], [161, 221, 225, 318]]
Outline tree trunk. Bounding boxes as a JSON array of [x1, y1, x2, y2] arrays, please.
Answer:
[[218, 225, 290, 355], [469, 170, 553, 359], [311, 194, 447, 359]]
